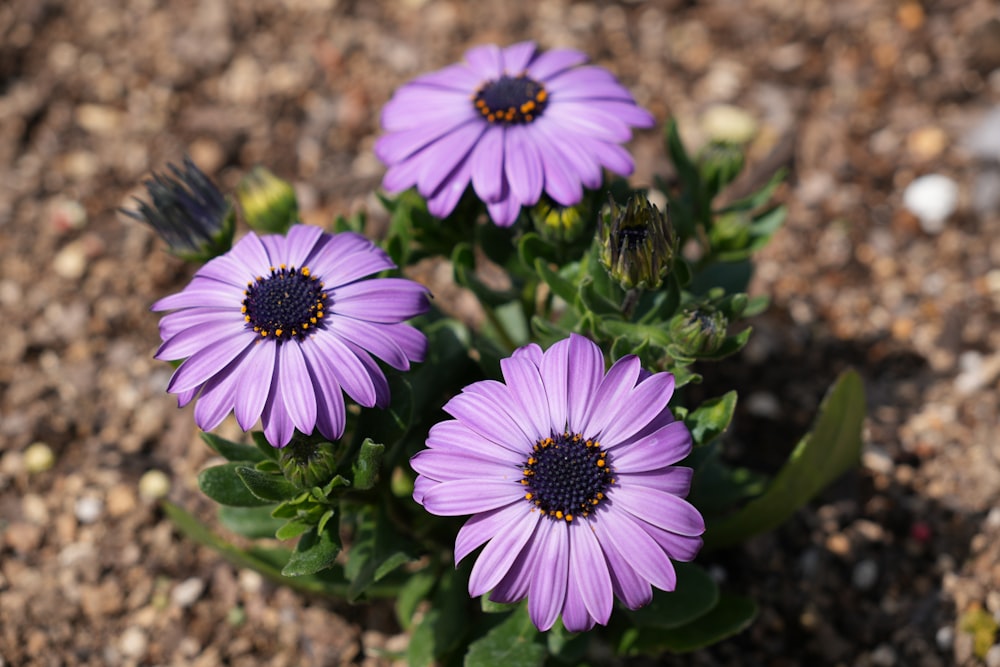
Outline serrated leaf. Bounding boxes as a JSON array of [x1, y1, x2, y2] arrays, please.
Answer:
[[236, 466, 300, 503], [705, 369, 866, 549], [625, 562, 719, 630], [281, 523, 341, 577], [464, 603, 545, 667], [685, 392, 738, 446], [201, 432, 268, 463], [198, 463, 273, 507], [218, 505, 286, 538]]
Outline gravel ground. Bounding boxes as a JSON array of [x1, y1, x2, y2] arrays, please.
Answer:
[[1, 0, 999, 665]]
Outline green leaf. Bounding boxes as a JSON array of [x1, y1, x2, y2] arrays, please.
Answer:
[[395, 568, 438, 630], [705, 369, 866, 549], [250, 431, 280, 460], [281, 523, 341, 577], [351, 439, 385, 490], [717, 168, 786, 214], [407, 567, 470, 667], [236, 466, 300, 503], [534, 258, 578, 305], [218, 505, 286, 538], [465, 603, 546, 667], [625, 592, 757, 654], [275, 518, 315, 541], [198, 463, 273, 507], [518, 232, 558, 269], [685, 392, 738, 446], [344, 505, 417, 601], [625, 563, 720, 631], [201, 432, 268, 463]]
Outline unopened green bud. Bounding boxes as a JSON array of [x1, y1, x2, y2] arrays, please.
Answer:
[[669, 308, 728, 357], [237, 166, 299, 235], [122, 157, 235, 263], [598, 194, 676, 290], [698, 141, 745, 198], [531, 199, 589, 243], [279, 438, 339, 489]]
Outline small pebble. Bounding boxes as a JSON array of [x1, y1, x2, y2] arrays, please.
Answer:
[[23, 442, 55, 474], [138, 469, 171, 501], [745, 391, 782, 419], [871, 643, 897, 666], [74, 496, 103, 524], [902, 174, 958, 234], [862, 446, 895, 475], [171, 577, 205, 608], [52, 241, 89, 280], [988, 645, 1000, 667], [701, 104, 757, 143], [119, 626, 148, 659], [936, 624, 955, 651], [853, 559, 879, 590]]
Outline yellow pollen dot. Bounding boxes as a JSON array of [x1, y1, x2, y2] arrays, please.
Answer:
[[537, 90, 548, 102], [275, 329, 283, 337], [565, 514, 573, 522], [241, 305, 247, 313], [260, 331, 268, 337], [597, 459, 606, 467], [244, 315, 251, 322], [310, 317, 317, 324], [525, 492, 533, 500], [302, 323, 309, 329], [280, 264, 286, 269], [555, 511, 564, 520], [302, 267, 310, 276]]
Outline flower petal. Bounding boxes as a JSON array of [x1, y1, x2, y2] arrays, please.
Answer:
[[592, 509, 676, 592], [309, 332, 377, 407], [425, 420, 525, 465], [610, 484, 705, 537], [330, 278, 429, 323], [527, 519, 569, 631], [455, 501, 536, 564], [500, 41, 538, 74], [500, 355, 552, 440], [616, 467, 693, 496], [156, 317, 245, 361], [504, 124, 545, 206], [469, 508, 540, 596], [283, 224, 325, 270], [464, 43, 503, 79], [410, 449, 521, 484], [470, 126, 506, 203], [608, 420, 692, 472], [539, 337, 570, 432], [527, 48, 588, 80], [166, 332, 256, 394], [301, 340, 346, 440], [420, 480, 521, 516], [233, 339, 277, 430], [569, 521, 613, 626], [599, 371, 676, 445], [579, 354, 641, 436], [277, 341, 318, 436], [565, 334, 604, 431]]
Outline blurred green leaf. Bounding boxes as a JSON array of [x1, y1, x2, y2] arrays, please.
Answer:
[[705, 369, 866, 549], [395, 568, 439, 630], [198, 463, 273, 507], [218, 505, 286, 539], [250, 431, 280, 460], [685, 391, 738, 447], [351, 439, 385, 490], [717, 168, 786, 214], [344, 505, 417, 601], [282, 522, 341, 577], [625, 562, 719, 630], [465, 603, 545, 667], [407, 567, 470, 667], [201, 432, 268, 463], [688, 442, 769, 516], [275, 518, 314, 541], [535, 258, 578, 305], [624, 592, 757, 654]]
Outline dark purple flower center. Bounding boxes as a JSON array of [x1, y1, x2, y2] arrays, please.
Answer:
[[473, 74, 549, 125], [521, 432, 614, 522], [242, 265, 328, 343]]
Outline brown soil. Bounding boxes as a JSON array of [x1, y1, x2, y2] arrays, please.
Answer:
[[2, 0, 999, 665]]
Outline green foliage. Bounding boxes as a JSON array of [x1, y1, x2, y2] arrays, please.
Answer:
[[465, 603, 546, 667], [705, 370, 867, 549]]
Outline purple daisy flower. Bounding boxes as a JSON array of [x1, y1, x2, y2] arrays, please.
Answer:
[[411, 334, 704, 632], [153, 224, 429, 448], [376, 41, 655, 226]]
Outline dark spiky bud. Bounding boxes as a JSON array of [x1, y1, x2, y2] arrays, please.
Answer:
[[668, 308, 728, 357], [598, 194, 676, 290], [122, 157, 235, 263]]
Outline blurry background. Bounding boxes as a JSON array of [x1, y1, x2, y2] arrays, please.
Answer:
[[1, 0, 998, 665]]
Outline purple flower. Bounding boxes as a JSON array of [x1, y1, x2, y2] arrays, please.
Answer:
[[153, 225, 429, 448], [376, 42, 655, 227], [411, 334, 704, 632]]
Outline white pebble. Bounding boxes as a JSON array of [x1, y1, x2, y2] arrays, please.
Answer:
[[119, 626, 148, 659], [862, 446, 895, 475], [935, 624, 954, 651], [987, 644, 1000, 667], [171, 577, 205, 608], [52, 240, 88, 280], [74, 496, 103, 524], [902, 174, 959, 234], [852, 559, 879, 590], [871, 643, 897, 667], [745, 391, 782, 419]]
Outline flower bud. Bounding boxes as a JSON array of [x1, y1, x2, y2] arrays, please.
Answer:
[[122, 157, 235, 263], [237, 166, 299, 235], [698, 141, 745, 198], [279, 438, 340, 489], [598, 194, 676, 290], [669, 308, 728, 357], [530, 199, 589, 244]]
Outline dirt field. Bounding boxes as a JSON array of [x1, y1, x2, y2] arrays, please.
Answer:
[[2, 0, 999, 665]]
